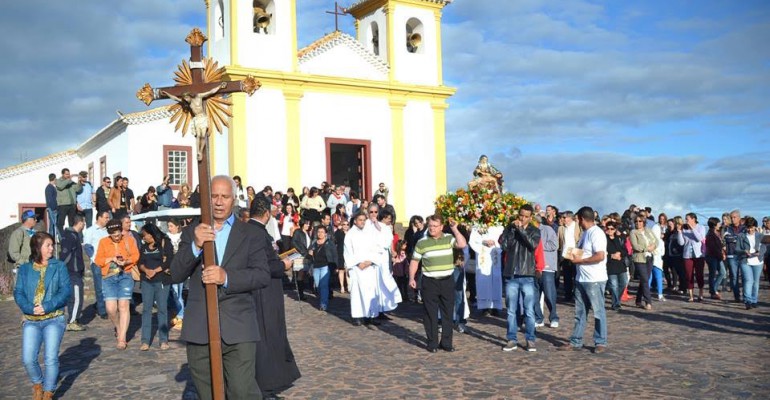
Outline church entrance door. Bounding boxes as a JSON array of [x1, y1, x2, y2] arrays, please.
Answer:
[[325, 138, 371, 201]]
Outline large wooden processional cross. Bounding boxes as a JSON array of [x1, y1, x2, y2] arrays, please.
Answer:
[[137, 28, 260, 400]]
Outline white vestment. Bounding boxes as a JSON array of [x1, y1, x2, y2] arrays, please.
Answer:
[[365, 220, 402, 311], [344, 225, 380, 318], [470, 226, 504, 310]]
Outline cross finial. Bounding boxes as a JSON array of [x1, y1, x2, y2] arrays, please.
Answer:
[[325, 1, 348, 32]]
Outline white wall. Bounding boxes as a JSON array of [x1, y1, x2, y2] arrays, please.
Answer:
[[244, 87, 288, 188], [0, 156, 78, 229], [299, 44, 387, 81], [402, 101, 437, 219]]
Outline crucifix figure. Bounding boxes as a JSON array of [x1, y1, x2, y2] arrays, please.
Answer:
[[162, 82, 227, 161], [137, 28, 260, 400], [325, 1, 348, 32]]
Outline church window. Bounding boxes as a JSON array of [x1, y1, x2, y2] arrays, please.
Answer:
[[99, 156, 107, 182], [369, 22, 380, 55], [405, 18, 424, 54], [164, 145, 192, 189], [215, 0, 225, 39]]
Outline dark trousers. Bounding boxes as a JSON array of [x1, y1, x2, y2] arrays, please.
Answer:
[[635, 258, 652, 305], [78, 208, 93, 228], [421, 275, 455, 349], [394, 275, 408, 303], [561, 260, 576, 300], [56, 204, 76, 235], [90, 263, 106, 317], [187, 341, 261, 400], [67, 271, 84, 324]]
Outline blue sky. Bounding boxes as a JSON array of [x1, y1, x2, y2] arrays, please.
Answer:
[[1, 0, 768, 218]]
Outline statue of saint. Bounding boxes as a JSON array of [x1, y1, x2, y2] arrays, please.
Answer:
[[162, 82, 227, 161], [470, 155, 503, 192]]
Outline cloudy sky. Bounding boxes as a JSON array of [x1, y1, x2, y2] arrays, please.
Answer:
[[2, 0, 768, 218]]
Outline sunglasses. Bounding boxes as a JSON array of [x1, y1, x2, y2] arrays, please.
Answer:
[[369, 211, 378, 214], [606, 227, 616, 231]]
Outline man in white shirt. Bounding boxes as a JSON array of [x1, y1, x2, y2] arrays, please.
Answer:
[[559, 206, 608, 353], [83, 210, 110, 319]]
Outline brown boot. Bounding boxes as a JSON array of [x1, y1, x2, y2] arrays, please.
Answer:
[[42, 391, 54, 400], [33, 383, 43, 400]]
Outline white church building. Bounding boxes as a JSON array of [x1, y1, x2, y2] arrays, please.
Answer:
[[0, 0, 455, 228]]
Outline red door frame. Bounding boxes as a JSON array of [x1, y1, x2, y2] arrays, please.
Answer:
[[324, 138, 372, 201], [18, 203, 47, 226]]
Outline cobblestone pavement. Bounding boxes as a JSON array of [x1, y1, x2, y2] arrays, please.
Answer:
[[1, 282, 769, 399]]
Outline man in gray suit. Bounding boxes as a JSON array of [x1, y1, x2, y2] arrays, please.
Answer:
[[171, 175, 271, 400]]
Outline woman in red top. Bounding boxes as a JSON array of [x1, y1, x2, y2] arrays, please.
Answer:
[[278, 203, 300, 253], [331, 204, 348, 233]]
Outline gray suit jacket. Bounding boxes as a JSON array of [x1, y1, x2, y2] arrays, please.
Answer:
[[171, 218, 271, 345]]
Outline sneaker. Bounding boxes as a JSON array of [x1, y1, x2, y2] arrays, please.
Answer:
[[66, 323, 86, 332], [502, 340, 518, 352], [535, 322, 545, 328], [594, 345, 607, 354], [455, 323, 467, 334], [550, 321, 559, 328], [526, 341, 537, 352], [657, 294, 665, 301]]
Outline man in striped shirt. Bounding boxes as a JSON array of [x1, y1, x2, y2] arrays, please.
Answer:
[[409, 214, 467, 353]]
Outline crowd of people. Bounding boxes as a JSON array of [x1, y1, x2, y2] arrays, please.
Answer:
[[8, 167, 770, 399]]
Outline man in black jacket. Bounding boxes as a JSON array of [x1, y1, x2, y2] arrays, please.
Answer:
[[60, 215, 87, 331], [170, 175, 271, 400], [499, 204, 541, 352], [248, 197, 301, 399]]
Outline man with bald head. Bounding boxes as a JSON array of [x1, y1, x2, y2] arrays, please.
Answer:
[[171, 175, 272, 400]]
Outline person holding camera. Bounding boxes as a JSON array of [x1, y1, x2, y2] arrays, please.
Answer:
[[94, 219, 140, 350], [676, 213, 706, 302]]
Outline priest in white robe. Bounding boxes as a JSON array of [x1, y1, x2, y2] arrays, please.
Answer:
[[365, 206, 402, 313], [469, 226, 504, 314], [344, 212, 381, 326]]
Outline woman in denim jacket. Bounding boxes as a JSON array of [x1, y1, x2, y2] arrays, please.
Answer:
[[735, 217, 766, 309], [14, 232, 72, 400]]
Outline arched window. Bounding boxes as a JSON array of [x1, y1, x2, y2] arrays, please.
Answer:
[[405, 18, 424, 54], [368, 21, 380, 56], [215, 0, 225, 39]]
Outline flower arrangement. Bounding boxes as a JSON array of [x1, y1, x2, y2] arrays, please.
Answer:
[[434, 186, 530, 229]]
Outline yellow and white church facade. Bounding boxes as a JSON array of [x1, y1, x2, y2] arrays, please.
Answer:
[[0, 0, 455, 228]]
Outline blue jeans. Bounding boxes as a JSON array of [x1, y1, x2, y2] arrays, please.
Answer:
[[726, 257, 742, 301], [312, 266, 330, 309], [648, 267, 664, 296], [90, 263, 106, 316], [46, 208, 58, 240], [705, 256, 725, 295], [452, 267, 466, 323], [740, 262, 762, 305], [607, 272, 628, 309], [505, 276, 536, 343], [141, 280, 170, 345], [535, 271, 559, 324], [170, 283, 185, 319], [569, 281, 608, 348], [22, 315, 66, 392]]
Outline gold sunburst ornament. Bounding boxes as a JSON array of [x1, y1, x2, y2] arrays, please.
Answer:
[[166, 57, 234, 136]]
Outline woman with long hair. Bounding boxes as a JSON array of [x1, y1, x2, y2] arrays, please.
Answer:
[[668, 216, 686, 294], [138, 224, 174, 350], [332, 203, 348, 233], [299, 187, 325, 223], [605, 221, 629, 310], [166, 219, 186, 331], [677, 213, 707, 302], [704, 217, 726, 300], [94, 219, 140, 349], [308, 225, 337, 311], [14, 232, 71, 399], [282, 187, 300, 209], [630, 215, 657, 310], [291, 218, 313, 300], [278, 203, 300, 253], [108, 175, 123, 217], [246, 186, 256, 210], [335, 217, 350, 293]]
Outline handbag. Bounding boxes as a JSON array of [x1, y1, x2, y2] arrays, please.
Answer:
[[129, 266, 141, 281]]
